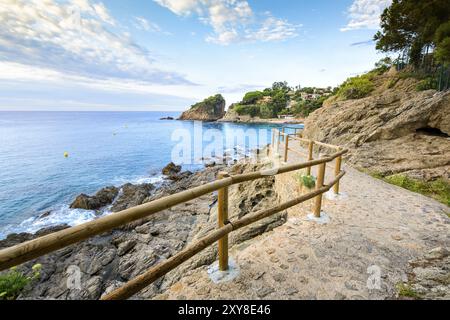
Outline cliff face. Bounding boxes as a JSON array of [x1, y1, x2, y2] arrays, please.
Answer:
[[303, 74, 450, 181], [179, 94, 226, 121]]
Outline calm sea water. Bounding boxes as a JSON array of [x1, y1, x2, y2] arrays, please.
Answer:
[[0, 112, 299, 238]]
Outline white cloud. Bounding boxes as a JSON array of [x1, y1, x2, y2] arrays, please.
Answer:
[[341, 0, 392, 32], [154, 0, 300, 45], [153, 0, 200, 16], [133, 16, 166, 34], [0, 61, 203, 100], [0, 0, 192, 85], [248, 15, 301, 42]]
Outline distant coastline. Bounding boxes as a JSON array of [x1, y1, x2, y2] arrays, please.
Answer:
[[169, 116, 304, 125], [217, 117, 304, 125]]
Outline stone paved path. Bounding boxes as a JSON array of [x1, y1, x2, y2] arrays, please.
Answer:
[[155, 140, 450, 300]]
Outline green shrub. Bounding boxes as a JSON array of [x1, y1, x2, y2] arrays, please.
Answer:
[[416, 77, 438, 91], [434, 22, 450, 66], [259, 104, 274, 119], [295, 172, 316, 189], [435, 37, 450, 66], [242, 91, 264, 105], [397, 69, 432, 81], [270, 91, 289, 115], [233, 104, 260, 117], [336, 75, 374, 100], [0, 264, 41, 300], [292, 96, 327, 117]]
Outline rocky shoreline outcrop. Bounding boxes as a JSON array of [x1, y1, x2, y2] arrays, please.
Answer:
[[70, 186, 120, 211], [0, 152, 285, 300], [303, 72, 450, 181], [179, 94, 226, 121]]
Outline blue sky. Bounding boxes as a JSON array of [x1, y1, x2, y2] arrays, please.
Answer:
[[0, 0, 392, 111]]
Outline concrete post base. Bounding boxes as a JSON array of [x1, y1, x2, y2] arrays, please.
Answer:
[[325, 190, 348, 201], [306, 212, 331, 225], [207, 258, 240, 284]]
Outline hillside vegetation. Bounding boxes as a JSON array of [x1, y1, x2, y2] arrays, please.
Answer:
[[229, 82, 332, 119]]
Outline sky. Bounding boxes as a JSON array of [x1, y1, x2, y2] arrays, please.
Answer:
[[0, 0, 393, 111]]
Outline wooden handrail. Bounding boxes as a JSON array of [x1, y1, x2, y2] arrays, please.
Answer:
[[102, 171, 346, 300], [287, 134, 342, 151], [0, 150, 346, 272], [0, 178, 233, 270], [0, 128, 348, 301]]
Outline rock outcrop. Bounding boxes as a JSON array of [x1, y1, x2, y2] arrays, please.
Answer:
[[162, 162, 181, 176], [70, 186, 119, 210], [0, 155, 286, 300], [179, 94, 226, 121], [303, 73, 450, 181], [161, 162, 192, 181], [400, 247, 450, 300], [111, 183, 154, 212]]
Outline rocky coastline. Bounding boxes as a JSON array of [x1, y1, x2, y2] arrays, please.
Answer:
[[0, 149, 286, 300], [175, 93, 303, 125]]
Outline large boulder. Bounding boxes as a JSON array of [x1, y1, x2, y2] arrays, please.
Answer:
[[70, 186, 119, 210], [162, 162, 181, 176], [111, 183, 154, 212], [303, 83, 450, 181], [179, 94, 226, 121]]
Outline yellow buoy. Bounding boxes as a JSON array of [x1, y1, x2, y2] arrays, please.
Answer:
[[64, 152, 69, 158]]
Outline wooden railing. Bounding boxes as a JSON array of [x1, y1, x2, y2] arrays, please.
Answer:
[[273, 128, 343, 195], [0, 129, 347, 300]]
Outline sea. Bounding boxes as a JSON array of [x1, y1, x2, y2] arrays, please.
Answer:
[[0, 111, 302, 239]]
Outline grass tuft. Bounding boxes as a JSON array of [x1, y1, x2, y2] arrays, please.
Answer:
[[364, 170, 450, 207], [383, 175, 450, 206], [396, 283, 420, 299]]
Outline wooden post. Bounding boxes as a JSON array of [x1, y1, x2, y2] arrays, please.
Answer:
[[313, 163, 326, 218], [307, 141, 314, 176], [282, 127, 286, 142], [271, 129, 275, 149], [333, 154, 342, 195], [217, 172, 230, 271], [276, 130, 280, 155], [284, 135, 289, 163]]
